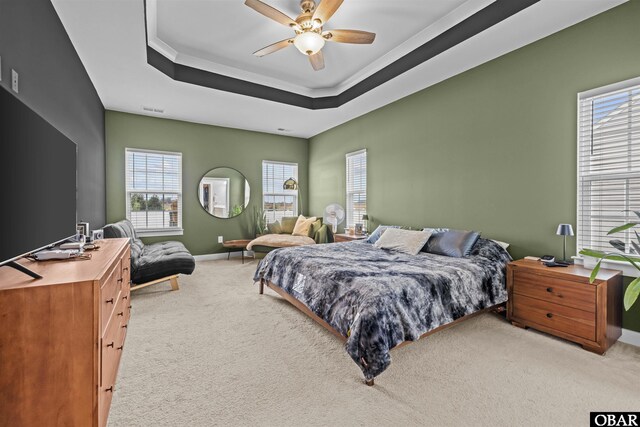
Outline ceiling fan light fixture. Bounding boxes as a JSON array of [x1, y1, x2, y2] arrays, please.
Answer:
[[293, 31, 325, 56]]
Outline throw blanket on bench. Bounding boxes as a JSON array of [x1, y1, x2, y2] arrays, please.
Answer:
[[247, 234, 315, 251]]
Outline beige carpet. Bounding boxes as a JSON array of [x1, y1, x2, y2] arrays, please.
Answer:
[[109, 259, 640, 426]]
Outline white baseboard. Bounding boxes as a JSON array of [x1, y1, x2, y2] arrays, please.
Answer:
[[194, 251, 254, 262], [620, 328, 640, 347]]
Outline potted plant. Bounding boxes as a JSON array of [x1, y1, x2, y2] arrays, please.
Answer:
[[579, 210, 640, 310], [253, 206, 267, 237]]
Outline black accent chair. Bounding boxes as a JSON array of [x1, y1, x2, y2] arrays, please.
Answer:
[[103, 219, 195, 291]]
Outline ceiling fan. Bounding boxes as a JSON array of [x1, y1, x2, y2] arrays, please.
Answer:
[[244, 0, 376, 71]]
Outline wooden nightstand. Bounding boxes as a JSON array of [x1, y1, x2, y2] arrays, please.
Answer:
[[334, 233, 368, 243], [506, 259, 622, 354]]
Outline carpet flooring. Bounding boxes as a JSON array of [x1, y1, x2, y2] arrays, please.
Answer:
[[109, 259, 640, 426]]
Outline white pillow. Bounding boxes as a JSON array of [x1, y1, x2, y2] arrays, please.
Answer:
[[491, 239, 510, 250], [374, 228, 433, 256]]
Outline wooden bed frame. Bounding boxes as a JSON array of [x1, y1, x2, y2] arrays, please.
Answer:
[[259, 279, 505, 386]]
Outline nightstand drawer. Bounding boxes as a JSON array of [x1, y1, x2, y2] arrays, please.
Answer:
[[513, 270, 596, 312], [512, 294, 596, 341]]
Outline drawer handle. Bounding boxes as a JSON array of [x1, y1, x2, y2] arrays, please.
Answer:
[[117, 278, 123, 283], [106, 342, 114, 348], [546, 313, 553, 318], [105, 298, 114, 304], [546, 287, 553, 293], [123, 267, 129, 272], [117, 345, 124, 350], [122, 324, 128, 329], [128, 305, 132, 309], [123, 295, 128, 300], [105, 386, 115, 393], [117, 311, 124, 317]]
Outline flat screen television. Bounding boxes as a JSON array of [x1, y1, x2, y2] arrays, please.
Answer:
[[0, 86, 77, 277]]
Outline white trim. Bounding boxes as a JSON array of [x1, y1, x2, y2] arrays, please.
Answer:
[[574, 256, 640, 278], [125, 147, 182, 157], [578, 75, 640, 100], [620, 328, 640, 347], [194, 251, 254, 262], [136, 228, 183, 237]]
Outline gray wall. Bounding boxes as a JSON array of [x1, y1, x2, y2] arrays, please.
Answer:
[[0, 0, 106, 227]]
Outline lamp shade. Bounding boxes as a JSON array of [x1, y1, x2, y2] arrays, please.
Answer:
[[556, 224, 574, 236], [283, 177, 298, 190], [362, 214, 369, 221]]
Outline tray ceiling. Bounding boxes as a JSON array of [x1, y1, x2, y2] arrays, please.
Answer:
[[52, 0, 627, 138]]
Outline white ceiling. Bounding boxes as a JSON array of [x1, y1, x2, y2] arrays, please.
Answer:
[[149, 0, 472, 94], [52, 0, 627, 139]]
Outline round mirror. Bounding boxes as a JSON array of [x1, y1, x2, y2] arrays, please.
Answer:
[[198, 167, 250, 219]]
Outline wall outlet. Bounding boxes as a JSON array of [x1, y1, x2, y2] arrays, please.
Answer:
[[217, 236, 223, 243], [11, 69, 18, 93]]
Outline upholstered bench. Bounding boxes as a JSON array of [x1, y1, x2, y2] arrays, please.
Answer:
[[103, 219, 195, 291]]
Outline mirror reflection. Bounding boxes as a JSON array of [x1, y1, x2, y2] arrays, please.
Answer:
[[198, 167, 250, 219]]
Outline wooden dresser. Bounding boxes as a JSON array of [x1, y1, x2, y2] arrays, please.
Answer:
[[0, 238, 131, 427], [506, 259, 622, 354]]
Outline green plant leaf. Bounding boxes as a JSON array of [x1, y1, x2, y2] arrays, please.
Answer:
[[609, 239, 626, 252], [624, 277, 640, 311], [607, 222, 639, 235], [627, 210, 640, 220], [632, 241, 640, 255], [589, 259, 602, 283]]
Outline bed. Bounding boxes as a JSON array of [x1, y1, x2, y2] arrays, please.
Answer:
[[253, 238, 511, 385]]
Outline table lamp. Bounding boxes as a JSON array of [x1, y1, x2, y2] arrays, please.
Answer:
[[362, 214, 369, 234], [556, 223, 574, 264]]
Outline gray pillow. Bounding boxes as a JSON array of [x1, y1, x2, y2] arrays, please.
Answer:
[[366, 225, 401, 244], [423, 229, 481, 258]]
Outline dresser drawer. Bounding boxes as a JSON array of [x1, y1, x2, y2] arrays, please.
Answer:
[[511, 294, 596, 341], [513, 270, 596, 312], [101, 266, 122, 335], [101, 309, 122, 388]]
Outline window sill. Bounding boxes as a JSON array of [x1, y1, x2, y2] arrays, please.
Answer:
[[136, 229, 184, 238], [573, 256, 640, 278]]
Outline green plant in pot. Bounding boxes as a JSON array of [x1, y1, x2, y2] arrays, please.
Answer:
[[253, 206, 267, 237], [579, 210, 640, 311]]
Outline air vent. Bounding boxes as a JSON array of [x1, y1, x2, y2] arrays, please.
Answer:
[[277, 128, 292, 132], [142, 106, 164, 114]]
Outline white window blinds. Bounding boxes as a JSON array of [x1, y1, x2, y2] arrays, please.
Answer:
[[346, 149, 367, 229], [578, 79, 640, 254], [125, 148, 182, 233], [262, 161, 298, 223]]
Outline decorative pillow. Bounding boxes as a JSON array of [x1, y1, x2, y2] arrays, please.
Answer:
[[292, 215, 317, 237], [424, 229, 481, 258], [280, 217, 298, 234], [267, 221, 282, 234], [366, 225, 401, 244], [374, 228, 433, 256], [491, 239, 510, 250]]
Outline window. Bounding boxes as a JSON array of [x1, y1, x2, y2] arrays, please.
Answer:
[[578, 78, 640, 254], [346, 149, 367, 229], [262, 161, 298, 223], [125, 148, 182, 236]]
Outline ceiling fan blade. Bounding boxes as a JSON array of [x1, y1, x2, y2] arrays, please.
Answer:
[[244, 0, 299, 29], [323, 29, 376, 44], [309, 51, 325, 71], [253, 38, 294, 57], [312, 0, 343, 25]]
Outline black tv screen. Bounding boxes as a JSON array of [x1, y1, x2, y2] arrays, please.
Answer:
[[0, 86, 77, 264]]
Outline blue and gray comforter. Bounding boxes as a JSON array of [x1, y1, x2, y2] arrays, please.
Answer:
[[253, 238, 511, 380]]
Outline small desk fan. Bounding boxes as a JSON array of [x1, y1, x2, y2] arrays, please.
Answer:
[[323, 203, 344, 233]]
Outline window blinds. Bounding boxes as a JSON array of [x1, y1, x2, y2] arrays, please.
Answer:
[[346, 149, 367, 229], [125, 149, 182, 231], [262, 161, 298, 223], [578, 80, 640, 254]]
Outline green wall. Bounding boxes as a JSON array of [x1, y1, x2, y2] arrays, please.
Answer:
[[308, 1, 640, 330], [105, 111, 308, 255]]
